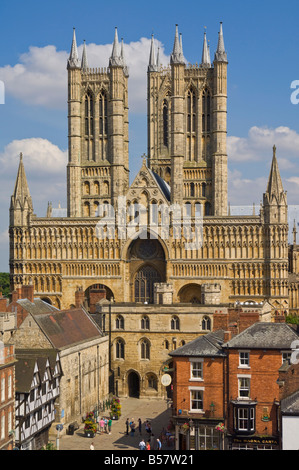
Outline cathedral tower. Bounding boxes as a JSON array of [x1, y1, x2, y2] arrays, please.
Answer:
[[147, 23, 228, 216], [67, 28, 129, 218]]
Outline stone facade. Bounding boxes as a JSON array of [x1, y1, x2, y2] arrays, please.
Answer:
[[8, 25, 292, 398]]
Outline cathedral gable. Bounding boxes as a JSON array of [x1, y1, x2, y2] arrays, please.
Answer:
[[126, 159, 170, 207]]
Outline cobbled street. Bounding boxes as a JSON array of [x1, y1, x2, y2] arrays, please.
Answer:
[[56, 397, 174, 451]]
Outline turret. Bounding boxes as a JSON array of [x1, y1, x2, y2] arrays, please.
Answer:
[[212, 22, 228, 216], [67, 28, 82, 217], [170, 25, 185, 206], [108, 27, 130, 205]]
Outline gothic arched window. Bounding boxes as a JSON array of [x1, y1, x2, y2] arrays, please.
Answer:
[[116, 339, 125, 359], [202, 316, 211, 331], [141, 315, 150, 330], [99, 92, 108, 136], [134, 265, 161, 304], [163, 99, 169, 148], [187, 90, 196, 133], [85, 92, 94, 136], [202, 89, 211, 136], [171, 315, 180, 331], [141, 339, 150, 360], [116, 315, 124, 330]]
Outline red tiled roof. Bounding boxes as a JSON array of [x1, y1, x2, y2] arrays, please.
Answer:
[[34, 308, 102, 349]]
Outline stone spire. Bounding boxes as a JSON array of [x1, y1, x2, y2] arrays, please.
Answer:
[[202, 31, 211, 67], [263, 145, 287, 224], [68, 28, 80, 69], [109, 27, 123, 67], [148, 34, 158, 72], [170, 25, 185, 64], [81, 40, 88, 70], [265, 145, 285, 201], [120, 38, 129, 76], [214, 22, 227, 62], [10, 153, 33, 226]]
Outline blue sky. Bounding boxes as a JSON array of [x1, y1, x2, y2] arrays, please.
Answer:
[[0, 0, 299, 271]]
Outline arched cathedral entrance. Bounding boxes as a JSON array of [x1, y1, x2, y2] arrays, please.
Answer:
[[128, 371, 140, 398], [126, 235, 166, 303]]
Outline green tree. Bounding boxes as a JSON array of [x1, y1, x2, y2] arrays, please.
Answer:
[[0, 273, 10, 298]]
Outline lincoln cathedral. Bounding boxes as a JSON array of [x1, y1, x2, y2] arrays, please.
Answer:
[[8, 24, 297, 398]]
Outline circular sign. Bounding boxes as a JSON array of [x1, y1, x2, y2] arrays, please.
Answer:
[[161, 373, 172, 386]]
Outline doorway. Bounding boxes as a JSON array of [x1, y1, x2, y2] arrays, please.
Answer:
[[128, 371, 140, 398]]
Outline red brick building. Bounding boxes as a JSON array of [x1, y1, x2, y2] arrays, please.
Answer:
[[170, 321, 299, 450], [0, 343, 16, 450]]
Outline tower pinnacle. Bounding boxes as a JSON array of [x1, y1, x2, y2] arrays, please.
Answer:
[[81, 40, 88, 70], [214, 22, 227, 62], [170, 25, 185, 64], [68, 28, 80, 69]]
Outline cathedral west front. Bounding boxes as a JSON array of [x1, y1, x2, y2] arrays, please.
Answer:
[[9, 24, 291, 398]]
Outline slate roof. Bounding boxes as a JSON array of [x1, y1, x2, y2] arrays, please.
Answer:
[[169, 330, 227, 358], [150, 170, 171, 201], [224, 322, 299, 350], [17, 298, 59, 315], [281, 390, 299, 415], [17, 298, 103, 350], [15, 349, 59, 393]]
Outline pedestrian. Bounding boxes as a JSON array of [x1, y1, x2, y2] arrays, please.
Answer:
[[139, 438, 146, 450], [138, 418, 142, 436], [90, 442, 95, 450], [126, 418, 129, 435], [99, 417, 105, 434], [150, 432, 155, 448], [130, 420, 136, 437], [156, 438, 162, 450], [108, 418, 112, 435], [146, 441, 151, 450], [104, 417, 108, 433]]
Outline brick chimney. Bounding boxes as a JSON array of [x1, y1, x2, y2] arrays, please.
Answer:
[[89, 288, 107, 314], [75, 287, 85, 308], [21, 284, 34, 303], [223, 331, 232, 343], [238, 311, 260, 333], [0, 289, 7, 312], [213, 312, 229, 332]]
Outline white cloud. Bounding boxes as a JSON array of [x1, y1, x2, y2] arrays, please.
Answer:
[[0, 46, 67, 109], [228, 126, 299, 163], [0, 38, 169, 114], [0, 138, 67, 176]]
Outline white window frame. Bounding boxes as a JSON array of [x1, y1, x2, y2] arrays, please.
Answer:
[[189, 386, 204, 413], [1, 377, 5, 402], [239, 350, 250, 368], [238, 375, 251, 399], [235, 407, 255, 432], [189, 359, 203, 381]]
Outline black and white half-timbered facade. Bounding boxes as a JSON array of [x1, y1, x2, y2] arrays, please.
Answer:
[[15, 350, 61, 450]]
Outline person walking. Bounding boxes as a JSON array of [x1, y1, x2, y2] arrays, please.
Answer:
[[138, 418, 142, 436], [146, 441, 151, 450], [108, 418, 112, 435], [99, 417, 105, 434], [156, 438, 162, 450], [130, 419, 136, 437], [139, 438, 146, 450], [125, 418, 129, 435]]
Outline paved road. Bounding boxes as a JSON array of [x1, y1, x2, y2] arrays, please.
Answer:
[[57, 397, 174, 451]]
